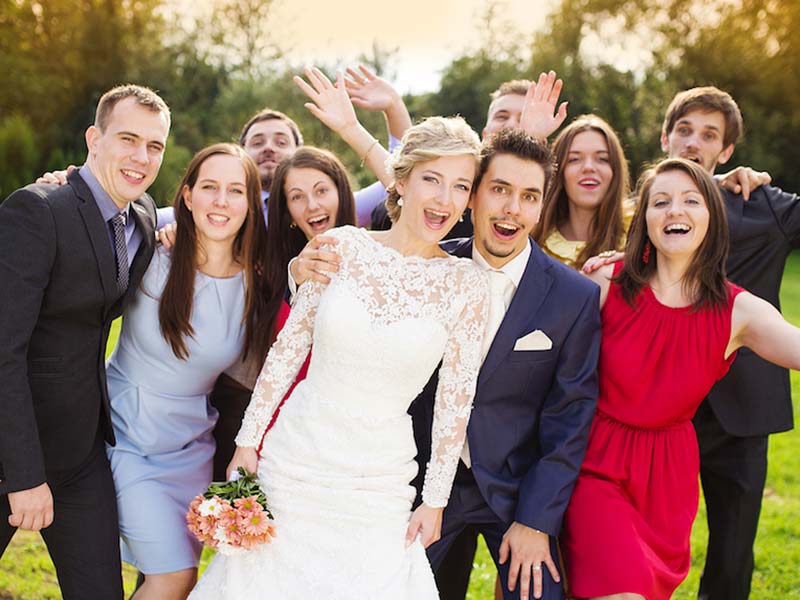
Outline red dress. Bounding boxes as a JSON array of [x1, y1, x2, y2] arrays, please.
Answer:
[[562, 265, 743, 599]]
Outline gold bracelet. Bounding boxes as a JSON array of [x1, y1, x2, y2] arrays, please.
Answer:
[[360, 138, 379, 167]]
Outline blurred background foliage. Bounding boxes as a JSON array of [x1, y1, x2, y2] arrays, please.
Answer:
[[1, 0, 797, 203]]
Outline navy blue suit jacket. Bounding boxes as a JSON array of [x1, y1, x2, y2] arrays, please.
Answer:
[[411, 238, 600, 536]]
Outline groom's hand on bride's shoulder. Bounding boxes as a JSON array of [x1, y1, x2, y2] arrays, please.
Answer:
[[499, 522, 560, 600], [290, 235, 341, 287]]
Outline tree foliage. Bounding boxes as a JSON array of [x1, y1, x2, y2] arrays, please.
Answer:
[[0, 0, 797, 199]]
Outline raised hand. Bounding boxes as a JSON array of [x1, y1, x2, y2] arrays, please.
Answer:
[[289, 235, 341, 287], [345, 65, 400, 112], [519, 71, 568, 141], [294, 67, 359, 136]]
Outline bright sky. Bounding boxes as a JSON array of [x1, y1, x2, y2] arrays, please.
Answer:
[[172, 0, 566, 93]]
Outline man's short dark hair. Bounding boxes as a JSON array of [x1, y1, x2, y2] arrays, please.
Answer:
[[95, 84, 171, 131], [238, 108, 303, 147], [662, 86, 743, 148], [475, 128, 555, 192]]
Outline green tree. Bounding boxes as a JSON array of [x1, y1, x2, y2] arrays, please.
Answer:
[[0, 114, 39, 197]]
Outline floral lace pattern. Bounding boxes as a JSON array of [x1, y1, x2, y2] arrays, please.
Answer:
[[236, 225, 488, 506]]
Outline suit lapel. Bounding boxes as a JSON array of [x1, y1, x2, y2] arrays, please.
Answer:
[[71, 172, 118, 306], [477, 243, 554, 390]]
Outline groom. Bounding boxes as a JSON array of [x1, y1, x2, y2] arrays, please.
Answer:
[[411, 128, 600, 600], [291, 128, 600, 599]]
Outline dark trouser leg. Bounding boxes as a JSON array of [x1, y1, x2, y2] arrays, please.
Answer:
[[434, 527, 479, 600], [694, 400, 768, 600], [209, 373, 252, 481], [40, 442, 124, 600]]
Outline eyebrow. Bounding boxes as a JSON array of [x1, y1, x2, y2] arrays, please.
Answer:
[[677, 119, 721, 132], [197, 178, 245, 186], [491, 177, 541, 194], [117, 131, 164, 149]]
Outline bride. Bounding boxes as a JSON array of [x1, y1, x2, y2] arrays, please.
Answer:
[[189, 72, 489, 599]]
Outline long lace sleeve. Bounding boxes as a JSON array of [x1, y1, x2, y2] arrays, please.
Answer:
[[235, 278, 324, 448], [422, 266, 489, 507]]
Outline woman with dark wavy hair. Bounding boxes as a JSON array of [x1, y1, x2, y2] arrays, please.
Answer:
[[562, 158, 800, 600], [105, 143, 269, 600]]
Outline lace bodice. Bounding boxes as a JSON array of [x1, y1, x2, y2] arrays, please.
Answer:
[[236, 226, 488, 507]]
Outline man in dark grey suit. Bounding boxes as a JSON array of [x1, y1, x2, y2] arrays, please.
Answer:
[[0, 84, 169, 598], [661, 86, 799, 600]]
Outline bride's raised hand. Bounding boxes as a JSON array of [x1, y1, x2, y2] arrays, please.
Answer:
[[405, 503, 444, 549], [519, 70, 568, 140], [294, 67, 359, 136]]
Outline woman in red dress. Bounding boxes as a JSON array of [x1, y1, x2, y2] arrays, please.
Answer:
[[562, 158, 800, 600]]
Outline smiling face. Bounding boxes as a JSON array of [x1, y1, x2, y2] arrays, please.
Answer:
[[645, 169, 710, 260], [482, 93, 526, 139], [562, 130, 613, 213], [284, 167, 340, 240], [394, 155, 476, 245], [85, 97, 169, 209], [661, 109, 734, 174], [471, 153, 545, 268], [182, 154, 249, 248], [243, 119, 298, 188]]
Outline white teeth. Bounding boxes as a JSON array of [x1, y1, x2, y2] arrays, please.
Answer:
[[208, 215, 229, 224], [664, 223, 690, 233], [495, 223, 518, 232], [579, 179, 599, 185], [425, 209, 449, 218], [308, 215, 328, 225], [121, 169, 144, 180]]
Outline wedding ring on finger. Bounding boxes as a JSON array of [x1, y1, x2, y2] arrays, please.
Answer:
[[598, 250, 616, 258], [532, 564, 542, 572]]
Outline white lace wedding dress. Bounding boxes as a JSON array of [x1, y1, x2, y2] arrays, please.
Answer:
[[189, 226, 488, 599]]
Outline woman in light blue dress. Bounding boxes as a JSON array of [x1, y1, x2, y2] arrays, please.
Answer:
[[105, 143, 270, 600]]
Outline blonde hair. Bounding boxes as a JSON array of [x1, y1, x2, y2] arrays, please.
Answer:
[[385, 116, 481, 222]]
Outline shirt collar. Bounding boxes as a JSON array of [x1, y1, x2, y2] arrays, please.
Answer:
[[79, 164, 130, 223], [472, 238, 531, 290]]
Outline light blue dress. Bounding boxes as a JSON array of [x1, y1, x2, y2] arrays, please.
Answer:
[[106, 245, 246, 574]]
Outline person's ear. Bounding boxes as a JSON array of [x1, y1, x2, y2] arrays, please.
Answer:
[[717, 143, 735, 166], [182, 185, 192, 211]]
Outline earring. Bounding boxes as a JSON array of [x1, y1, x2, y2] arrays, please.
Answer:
[[642, 240, 651, 264], [290, 222, 297, 229], [397, 197, 404, 207]]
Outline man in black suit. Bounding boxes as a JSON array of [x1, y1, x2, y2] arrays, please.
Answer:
[[661, 86, 799, 600], [0, 84, 169, 598]]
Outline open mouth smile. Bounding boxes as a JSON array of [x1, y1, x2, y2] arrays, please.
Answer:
[[423, 208, 451, 230]]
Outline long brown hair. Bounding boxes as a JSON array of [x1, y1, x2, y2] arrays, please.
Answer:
[[533, 115, 630, 268], [261, 146, 356, 343], [617, 158, 730, 310], [159, 143, 270, 361]]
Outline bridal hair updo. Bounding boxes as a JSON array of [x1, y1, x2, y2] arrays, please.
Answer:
[[384, 116, 482, 223]]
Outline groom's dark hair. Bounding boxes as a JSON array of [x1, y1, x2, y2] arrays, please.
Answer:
[[474, 128, 555, 192]]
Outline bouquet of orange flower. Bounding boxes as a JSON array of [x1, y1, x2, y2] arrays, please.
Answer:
[[186, 468, 276, 555]]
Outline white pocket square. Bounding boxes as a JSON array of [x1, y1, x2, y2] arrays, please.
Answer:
[[513, 330, 552, 351]]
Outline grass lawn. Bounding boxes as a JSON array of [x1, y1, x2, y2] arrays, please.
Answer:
[[2, 253, 799, 599]]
